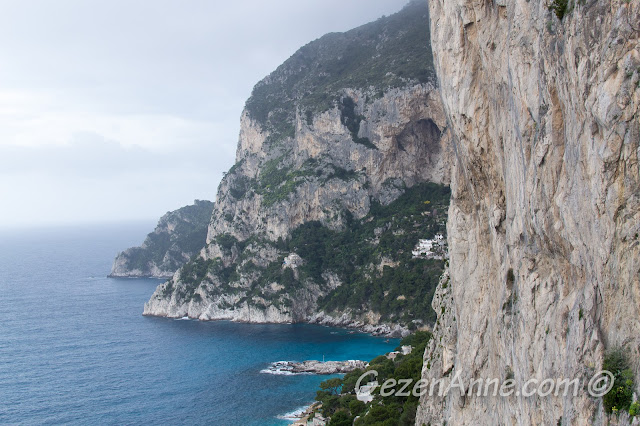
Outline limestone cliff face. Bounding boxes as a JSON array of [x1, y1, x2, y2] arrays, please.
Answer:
[[143, 83, 450, 332], [144, 1, 452, 335], [417, 0, 640, 424], [110, 200, 214, 278], [208, 84, 449, 244]]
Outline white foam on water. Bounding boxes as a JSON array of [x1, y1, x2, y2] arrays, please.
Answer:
[[259, 368, 298, 376], [260, 361, 311, 376], [276, 405, 310, 420]]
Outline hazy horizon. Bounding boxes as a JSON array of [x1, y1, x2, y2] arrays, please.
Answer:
[[0, 0, 410, 229]]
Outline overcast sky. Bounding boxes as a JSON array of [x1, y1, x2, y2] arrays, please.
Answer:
[[0, 0, 409, 229]]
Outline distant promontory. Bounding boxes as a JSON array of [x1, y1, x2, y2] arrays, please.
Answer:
[[109, 200, 214, 279]]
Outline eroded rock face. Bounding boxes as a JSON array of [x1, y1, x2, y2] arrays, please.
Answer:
[[417, 0, 640, 424], [208, 85, 450, 243], [143, 84, 451, 334], [143, 1, 454, 333]]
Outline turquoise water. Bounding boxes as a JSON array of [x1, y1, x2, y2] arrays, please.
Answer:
[[0, 224, 398, 425]]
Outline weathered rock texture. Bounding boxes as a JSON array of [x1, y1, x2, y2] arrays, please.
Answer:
[[417, 0, 640, 424], [144, 1, 452, 335], [143, 84, 450, 330], [110, 200, 214, 278]]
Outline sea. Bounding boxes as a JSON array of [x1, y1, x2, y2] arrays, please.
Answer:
[[0, 223, 399, 425]]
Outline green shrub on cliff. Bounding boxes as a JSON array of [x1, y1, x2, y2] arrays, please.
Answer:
[[252, 182, 450, 325], [602, 348, 635, 414], [255, 157, 319, 207], [550, 0, 569, 19]]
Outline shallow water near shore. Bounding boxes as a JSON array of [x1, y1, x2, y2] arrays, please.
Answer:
[[0, 223, 399, 425]]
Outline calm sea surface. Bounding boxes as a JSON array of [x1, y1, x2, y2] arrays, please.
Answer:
[[0, 223, 398, 425]]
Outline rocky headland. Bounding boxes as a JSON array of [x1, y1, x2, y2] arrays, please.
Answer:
[[110, 200, 214, 278], [143, 1, 452, 335]]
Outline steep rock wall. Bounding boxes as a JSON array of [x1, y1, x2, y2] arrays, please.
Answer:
[[417, 0, 640, 424], [144, 83, 451, 334]]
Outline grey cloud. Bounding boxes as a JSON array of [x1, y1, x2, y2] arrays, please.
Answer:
[[0, 0, 409, 227], [0, 133, 230, 177]]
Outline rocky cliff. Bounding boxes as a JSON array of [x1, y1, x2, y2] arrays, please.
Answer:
[[110, 200, 214, 278], [417, 0, 640, 424], [143, 1, 453, 335]]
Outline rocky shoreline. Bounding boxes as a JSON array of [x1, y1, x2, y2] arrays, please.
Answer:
[[143, 290, 413, 337], [109, 200, 214, 279], [262, 360, 367, 375], [143, 307, 411, 338], [108, 272, 173, 279], [307, 311, 410, 338], [289, 403, 321, 426]]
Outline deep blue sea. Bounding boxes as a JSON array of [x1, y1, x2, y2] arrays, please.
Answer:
[[0, 223, 398, 425]]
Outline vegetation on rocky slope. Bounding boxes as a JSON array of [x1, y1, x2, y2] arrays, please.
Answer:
[[602, 348, 637, 415], [144, 0, 449, 331], [244, 0, 435, 145], [190, 182, 449, 327], [110, 200, 214, 277], [314, 331, 432, 425], [292, 182, 449, 325]]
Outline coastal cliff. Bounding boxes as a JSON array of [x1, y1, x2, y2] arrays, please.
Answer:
[[417, 0, 640, 424], [143, 1, 453, 334], [110, 200, 214, 278]]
